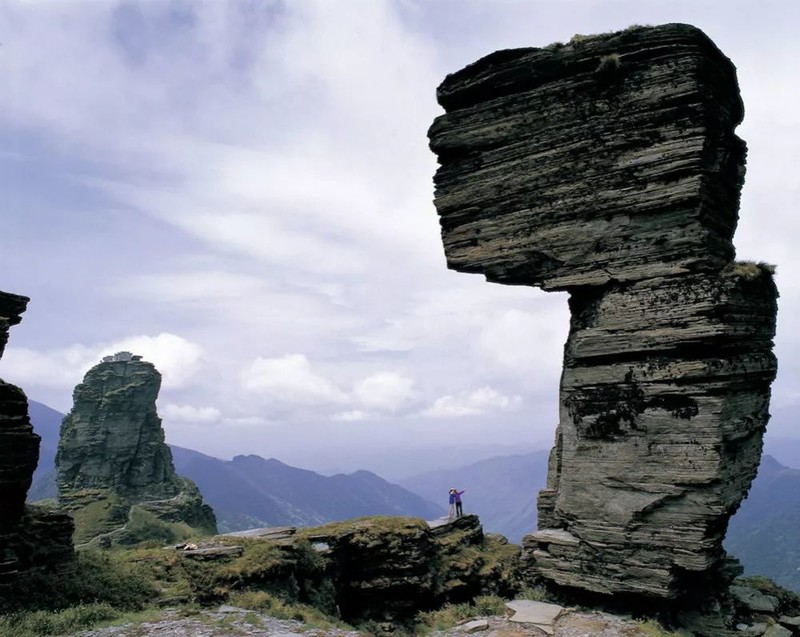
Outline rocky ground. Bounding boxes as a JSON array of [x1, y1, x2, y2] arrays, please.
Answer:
[[73, 603, 674, 637]]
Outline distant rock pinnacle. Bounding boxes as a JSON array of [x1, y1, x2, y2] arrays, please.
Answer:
[[57, 355, 216, 545]]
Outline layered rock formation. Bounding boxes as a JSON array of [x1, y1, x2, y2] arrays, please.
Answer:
[[428, 23, 778, 603], [0, 291, 73, 580], [57, 354, 217, 545], [207, 515, 518, 625], [303, 514, 517, 623]]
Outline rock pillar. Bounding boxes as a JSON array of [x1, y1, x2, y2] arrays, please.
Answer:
[[428, 23, 777, 599], [0, 291, 74, 580]]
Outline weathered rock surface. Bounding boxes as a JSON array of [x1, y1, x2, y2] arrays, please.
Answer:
[[429, 22, 778, 609], [0, 291, 74, 581], [271, 514, 520, 624], [57, 355, 217, 544], [429, 24, 744, 291]]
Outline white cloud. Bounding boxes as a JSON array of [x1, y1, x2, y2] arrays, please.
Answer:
[[352, 371, 415, 412], [161, 403, 221, 425], [240, 354, 348, 405], [332, 410, 372, 422], [423, 386, 521, 419], [3, 333, 204, 391], [474, 306, 567, 385]]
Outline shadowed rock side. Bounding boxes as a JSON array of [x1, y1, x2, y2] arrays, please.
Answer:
[[57, 357, 217, 545], [221, 514, 519, 625], [428, 23, 778, 604], [0, 291, 73, 580]]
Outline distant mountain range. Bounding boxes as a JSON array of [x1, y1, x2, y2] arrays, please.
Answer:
[[170, 446, 444, 531], [399, 451, 549, 543], [24, 400, 800, 592], [25, 401, 443, 532], [725, 454, 800, 592]]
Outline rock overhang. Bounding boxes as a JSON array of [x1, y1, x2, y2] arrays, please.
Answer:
[[428, 22, 778, 606], [429, 23, 746, 291]]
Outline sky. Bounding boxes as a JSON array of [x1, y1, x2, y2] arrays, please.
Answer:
[[1, 0, 798, 479]]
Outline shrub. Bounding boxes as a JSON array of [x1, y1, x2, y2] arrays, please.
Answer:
[[0, 550, 158, 615], [0, 603, 119, 637], [415, 595, 507, 633], [726, 261, 776, 279], [596, 53, 621, 74], [636, 618, 682, 637]]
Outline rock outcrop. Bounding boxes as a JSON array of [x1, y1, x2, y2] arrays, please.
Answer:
[[189, 514, 519, 625], [57, 354, 217, 545], [429, 22, 778, 606], [0, 291, 74, 581], [303, 514, 517, 623]]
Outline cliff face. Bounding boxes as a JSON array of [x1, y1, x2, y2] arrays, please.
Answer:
[[428, 23, 778, 602], [0, 291, 73, 580], [198, 515, 518, 626], [58, 358, 178, 499], [57, 356, 217, 545]]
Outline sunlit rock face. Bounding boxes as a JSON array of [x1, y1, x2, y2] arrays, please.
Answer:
[[57, 356, 217, 545], [0, 291, 73, 580], [428, 23, 778, 600]]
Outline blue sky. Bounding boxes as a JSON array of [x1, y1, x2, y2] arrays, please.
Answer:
[[1, 0, 798, 478]]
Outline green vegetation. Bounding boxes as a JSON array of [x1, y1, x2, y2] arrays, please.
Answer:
[[0, 549, 159, 636], [226, 590, 347, 630], [736, 576, 800, 614], [726, 260, 776, 279], [296, 514, 429, 539], [596, 53, 621, 73], [636, 619, 682, 637], [0, 607, 162, 637], [0, 550, 158, 616], [414, 595, 506, 633], [434, 529, 520, 601], [66, 492, 128, 545], [122, 505, 196, 545]]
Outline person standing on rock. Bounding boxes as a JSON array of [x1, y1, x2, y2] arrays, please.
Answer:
[[448, 488, 457, 518], [454, 488, 465, 517]]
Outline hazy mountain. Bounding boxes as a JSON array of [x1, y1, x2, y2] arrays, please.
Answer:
[[399, 450, 550, 543], [763, 436, 800, 472], [171, 446, 444, 531], [27, 401, 444, 532], [26, 400, 63, 501], [401, 449, 800, 593], [725, 454, 800, 592]]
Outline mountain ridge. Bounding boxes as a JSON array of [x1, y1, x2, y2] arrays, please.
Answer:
[[28, 401, 444, 532]]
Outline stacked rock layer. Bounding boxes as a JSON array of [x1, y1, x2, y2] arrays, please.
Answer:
[[428, 23, 778, 599], [0, 291, 73, 580], [57, 357, 217, 543]]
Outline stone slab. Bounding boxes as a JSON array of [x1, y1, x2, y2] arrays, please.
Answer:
[[506, 600, 564, 626]]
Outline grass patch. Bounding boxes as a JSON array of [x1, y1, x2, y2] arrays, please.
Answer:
[[596, 53, 621, 73], [67, 493, 128, 545], [515, 583, 556, 603], [726, 260, 776, 279], [296, 515, 428, 541], [0, 549, 158, 615], [636, 618, 682, 637], [0, 603, 119, 637], [122, 505, 196, 546], [415, 595, 506, 633], [227, 590, 346, 630]]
